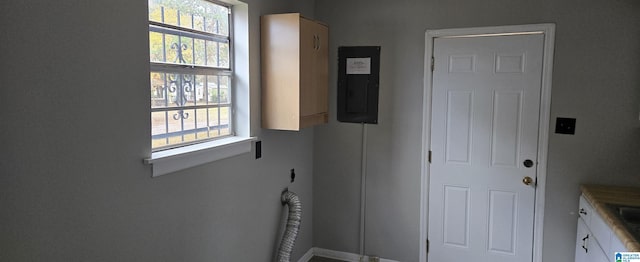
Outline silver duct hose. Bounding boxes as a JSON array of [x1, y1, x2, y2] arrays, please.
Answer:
[[276, 190, 302, 262]]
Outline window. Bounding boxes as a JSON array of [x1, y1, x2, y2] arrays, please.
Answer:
[[148, 0, 233, 151], [145, 0, 253, 177]]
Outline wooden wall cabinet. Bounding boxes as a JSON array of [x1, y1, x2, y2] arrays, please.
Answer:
[[261, 13, 329, 130]]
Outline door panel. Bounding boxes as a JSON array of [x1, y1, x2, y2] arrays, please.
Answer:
[[443, 185, 470, 247], [445, 91, 473, 164], [491, 91, 522, 167], [488, 190, 517, 255], [428, 34, 544, 262]]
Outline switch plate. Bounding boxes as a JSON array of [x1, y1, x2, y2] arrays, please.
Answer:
[[555, 117, 576, 135]]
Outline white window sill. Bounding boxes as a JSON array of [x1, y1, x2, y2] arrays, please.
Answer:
[[144, 136, 257, 177]]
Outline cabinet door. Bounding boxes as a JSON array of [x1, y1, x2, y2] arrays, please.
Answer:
[[299, 18, 317, 118], [576, 219, 590, 262], [590, 208, 612, 255], [587, 233, 609, 262], [576, 218, 610, 262], [579, 195, 593, 225], [314, 22, 329, 114], [261, 13, 302, 130], [299, 18, 328, 126], [611, 234, 628, 253]]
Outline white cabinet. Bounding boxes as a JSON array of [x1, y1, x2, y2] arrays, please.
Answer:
[[591, 208, 612, 254], [576, 195, 629, 262], [612, 234, 627, 254], [575, 218, 590, 262], [579, 195, 594, 225], [576, 218, 609, 262]]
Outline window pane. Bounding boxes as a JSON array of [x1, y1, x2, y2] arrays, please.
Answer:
[[205, 75, 231, 105], [164, 8, 179, 26], [179, 11, 192, 29], [218, 75, 230, 104], [151, 72, 167, 108], [208, 108, 220, 136], [151, 104, 232, 149], [194, 75, 206, 106], [194, 39, 206, 65], [167, 109, 183, 134], [148, 0, 229, 36], [219, 106, 231, 135], [153, 72, 192, 109], [150, 32, 228, 69], [153, 137, 169, 148], [218, 42, 229, 68], [206, 75, 219, 104], [152, 72, 223, 109], [195, 108, 208, 133], [149, 32, 165, 62], [163, 34, 179, 64], [151, 107, 232, 148], [193, 15, 205, 32], [149, 3, 163, 22], [181, 109, 197, 133], [204, 41, 230, 68], [151, 112, 167, 136]]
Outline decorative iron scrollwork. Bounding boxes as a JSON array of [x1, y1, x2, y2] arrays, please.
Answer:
[[167, 73, 193, 107], [172, 110, 189, 120], [166, 73, 193, 120], [171, 42, 188, 64], [160, 41, 196, 120]]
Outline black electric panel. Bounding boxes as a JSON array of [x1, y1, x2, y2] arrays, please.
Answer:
[[337, 46, 381, 124]]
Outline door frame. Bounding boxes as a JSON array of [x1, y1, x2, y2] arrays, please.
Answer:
[[419, 24, 556, 262]]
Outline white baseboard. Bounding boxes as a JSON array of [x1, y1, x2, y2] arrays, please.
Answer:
[[313, 248, 362, 261], [297, 248, 315, 262], [297, 247, 399, 262]]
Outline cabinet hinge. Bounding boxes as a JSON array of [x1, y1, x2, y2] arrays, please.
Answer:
[[428, 150, 432, 163], [431, 57, 435, 71]]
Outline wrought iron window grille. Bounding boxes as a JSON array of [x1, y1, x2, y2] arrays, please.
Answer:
[[149, 0, 233, 151]]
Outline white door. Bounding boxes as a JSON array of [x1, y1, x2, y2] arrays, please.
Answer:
[[428, 34, 544, 262]]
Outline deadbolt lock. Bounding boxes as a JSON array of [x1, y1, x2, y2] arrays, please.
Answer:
[[523, 159, 534, 168]]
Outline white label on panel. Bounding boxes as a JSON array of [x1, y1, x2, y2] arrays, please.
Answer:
[[443, 185, 470, 247], [346, 57, 371, 75], [488, 190, 517, 255]]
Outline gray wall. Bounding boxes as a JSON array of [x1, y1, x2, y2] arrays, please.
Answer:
[[313, 0, 640, 261], [2, 0, 639, 261], [0, 0, 317, 261]]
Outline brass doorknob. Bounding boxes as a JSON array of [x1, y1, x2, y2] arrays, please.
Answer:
[[523, 176, 533, 186]]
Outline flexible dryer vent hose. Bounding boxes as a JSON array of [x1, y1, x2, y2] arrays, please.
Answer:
[[276, 190, 302, 262]]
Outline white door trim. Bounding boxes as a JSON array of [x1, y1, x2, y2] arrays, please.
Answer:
[[419, 23, 555, 262]]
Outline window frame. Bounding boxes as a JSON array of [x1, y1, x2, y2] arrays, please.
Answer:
[[149, 0, 234, 151], [145, 0, 255, 177]]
